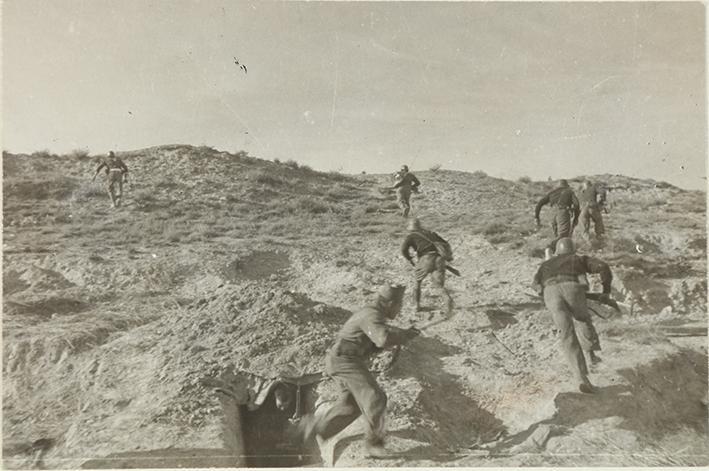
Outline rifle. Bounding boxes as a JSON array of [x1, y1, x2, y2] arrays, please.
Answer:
[[525, 291, 622, 314]]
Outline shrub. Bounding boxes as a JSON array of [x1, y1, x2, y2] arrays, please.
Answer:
[[291, 196, 329, 214], [284, 159, 300, 169], [517, 176, 532, 184], [71, 183, 106, 202], [472, 170, 488, 178], [273, 158, 281, 164], [429, 164, 442, 172], [70, 148, 90, 160], [32, 149, 55, 159], [248, 169, 285, 186]]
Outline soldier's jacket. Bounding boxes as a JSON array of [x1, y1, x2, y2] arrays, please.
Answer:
[[580, 185, 606, 206], [393, 172, 420, 191], [533, 253, 612, 294], [401, 230, 446, 261], [535, 187, 580, 220], [96, 158, 128, 176], [332, 306, 410, 359]]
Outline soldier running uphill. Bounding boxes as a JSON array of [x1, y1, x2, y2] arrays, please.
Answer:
[[579, 180, 606, 242], [92, 151, 129, 208], [532, 237, 613, 394], [392, 165, 420, 217], [297, 284, 420, 458], [535, 179, 580, 255], [401, 218, 454, 315]]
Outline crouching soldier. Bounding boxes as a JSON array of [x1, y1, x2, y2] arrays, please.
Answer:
[[401, 218, 454, 314], [297, 284, 419, 458], [532, 237, 613, 394]]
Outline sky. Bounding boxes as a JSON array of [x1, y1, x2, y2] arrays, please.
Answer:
[[2, 1, 706, 190]]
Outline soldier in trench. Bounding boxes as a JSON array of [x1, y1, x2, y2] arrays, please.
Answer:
[[532, 237, 613, 394], [296, 284, 419, 458]]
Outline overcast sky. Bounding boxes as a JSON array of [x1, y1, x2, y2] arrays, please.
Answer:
[[2, 1, 706, 189]]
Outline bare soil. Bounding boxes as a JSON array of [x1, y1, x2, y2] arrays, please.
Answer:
[[3, 146, 707, 468]]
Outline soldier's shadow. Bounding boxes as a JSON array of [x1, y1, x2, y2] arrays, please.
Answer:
[[385, 335, 507, 461]]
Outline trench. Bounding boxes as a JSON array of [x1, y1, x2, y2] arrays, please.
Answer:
[[219, 380, 322, 467]]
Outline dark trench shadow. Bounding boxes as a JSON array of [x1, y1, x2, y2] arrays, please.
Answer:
[[386, 334, 507, 462], [495, 348, 708, 453]]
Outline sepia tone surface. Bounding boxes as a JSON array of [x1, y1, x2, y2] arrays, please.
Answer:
[[2, 1, 707, 468]]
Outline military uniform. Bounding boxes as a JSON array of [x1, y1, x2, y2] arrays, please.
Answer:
[[307, 305, 414, 447], [393, 172, 420, 217], [535, 184, 580, 251], [95, 155, 129, 207], [533, 252, 612, 390], [579, 184, 605, 239], [401, 228, 452, 312]]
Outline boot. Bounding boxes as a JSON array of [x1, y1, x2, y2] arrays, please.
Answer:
[[364, 438, 389, 459]]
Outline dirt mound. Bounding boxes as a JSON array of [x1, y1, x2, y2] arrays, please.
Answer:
[[222, 251, 290, 281], [3, 146, 706, 468]]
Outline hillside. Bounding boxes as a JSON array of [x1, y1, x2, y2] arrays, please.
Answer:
[[2, 145, 707, 468]]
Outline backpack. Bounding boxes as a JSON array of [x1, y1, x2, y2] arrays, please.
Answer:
[[414, 230, 454, 262]]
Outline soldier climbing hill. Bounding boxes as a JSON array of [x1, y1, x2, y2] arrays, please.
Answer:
[[579, 180, 606, 242], [401, 218, 455, 315], [297, 285, 420, 458], [392, 165, 420, 217], [532, 237, 613, 394], [92, 151, 129, 208], [535, 179, 580, 254]]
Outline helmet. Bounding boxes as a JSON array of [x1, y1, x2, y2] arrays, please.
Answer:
[[378, 283, 406, 300], [407, 218, 421, 231], [378, 284, 406, 318], [559, 179, 569, 188], [555, 237, 576, 255]]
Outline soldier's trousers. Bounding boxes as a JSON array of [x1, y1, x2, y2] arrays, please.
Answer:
[[107, 170, 124, 206], [580, 204, 604, 238], [543, 282, 600, 386], [549, 207, 574, 251], [313, 353, 387, 445], [396, 187, 411, 216]]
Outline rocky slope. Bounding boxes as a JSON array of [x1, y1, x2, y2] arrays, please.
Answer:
[[2, 146, 707, 468]]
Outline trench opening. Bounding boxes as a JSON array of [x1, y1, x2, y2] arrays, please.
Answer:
[[221, 380, 322, 468]]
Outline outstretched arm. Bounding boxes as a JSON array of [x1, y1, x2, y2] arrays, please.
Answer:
[[401, 236, 415, 266], [362, 316, 418, 349], [534, 194, 550, 224], [92, 163, 106, 181]]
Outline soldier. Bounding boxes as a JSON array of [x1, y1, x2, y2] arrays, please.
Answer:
[[92, 151, 129, 208], [535, 179, 580, 253], [297, 284, 419, 457], [532, 237, 612, 394], [392, 165, 420, 217], [401, 218, 454, 314], [579, 180, 606, 241]]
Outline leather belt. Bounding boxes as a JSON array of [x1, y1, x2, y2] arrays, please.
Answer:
[[544, 274, 580, 287]]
